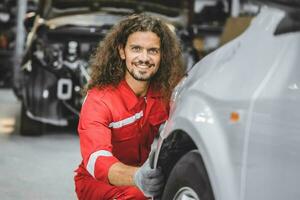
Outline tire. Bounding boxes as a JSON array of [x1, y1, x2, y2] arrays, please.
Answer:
[[161, 150, 214, 200], [20, 104, 44, 136]]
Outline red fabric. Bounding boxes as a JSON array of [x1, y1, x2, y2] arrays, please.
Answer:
[[75, 167, 147, 200], [74, 80, 168, 198]]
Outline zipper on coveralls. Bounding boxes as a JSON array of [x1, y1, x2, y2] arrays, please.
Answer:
[[138, 96, 147, 164]]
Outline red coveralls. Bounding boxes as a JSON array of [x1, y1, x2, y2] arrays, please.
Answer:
[[74, 80, 168, 200]]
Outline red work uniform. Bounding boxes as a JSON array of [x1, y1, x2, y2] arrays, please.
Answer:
[[74, 80, 168, 200]]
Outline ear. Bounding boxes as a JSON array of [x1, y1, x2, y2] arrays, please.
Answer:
[[118, 46, 125, 60]]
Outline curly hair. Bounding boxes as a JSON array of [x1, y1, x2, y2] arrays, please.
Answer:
[[87, 13, 185, 101]]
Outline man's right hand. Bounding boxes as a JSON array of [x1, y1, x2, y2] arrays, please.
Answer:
[[133, 151, 164, 197]]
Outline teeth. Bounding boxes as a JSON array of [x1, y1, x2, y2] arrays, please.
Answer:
[[138, 66, 148, 69], [135, 64, 149, 69]]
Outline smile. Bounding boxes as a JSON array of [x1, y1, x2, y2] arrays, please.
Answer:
[[133, 62, 155, 69]]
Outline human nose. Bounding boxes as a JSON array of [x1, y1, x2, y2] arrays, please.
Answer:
[[139, 49, 149, 61]]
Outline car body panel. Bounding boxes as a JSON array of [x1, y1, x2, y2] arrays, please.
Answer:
[[156, 5, 300, 200]]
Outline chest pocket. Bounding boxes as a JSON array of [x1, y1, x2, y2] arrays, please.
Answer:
[[110, 111, 143, 142], [111, 122, 138, 142]]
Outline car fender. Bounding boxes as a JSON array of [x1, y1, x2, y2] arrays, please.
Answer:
[[155, 96, 241, 200]]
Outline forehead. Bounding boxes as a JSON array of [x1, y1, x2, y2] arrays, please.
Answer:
[[126, 31, 160, 48]]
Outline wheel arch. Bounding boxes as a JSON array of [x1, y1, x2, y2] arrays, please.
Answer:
[[156, 117, 239, 200]]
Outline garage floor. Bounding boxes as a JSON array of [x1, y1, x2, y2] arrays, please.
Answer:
[[0, 89, 81, 200]]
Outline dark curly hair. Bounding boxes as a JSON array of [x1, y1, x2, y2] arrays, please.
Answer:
[[87, 13, 185, 101]]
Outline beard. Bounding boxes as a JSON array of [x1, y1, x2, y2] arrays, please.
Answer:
[[126, 67, 153, 81], [126, 61, 156, 81]]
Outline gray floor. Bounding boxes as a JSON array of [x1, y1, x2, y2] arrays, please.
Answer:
[[0, 89, 81, 200]]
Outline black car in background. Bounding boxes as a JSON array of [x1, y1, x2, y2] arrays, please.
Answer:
[[0, 0, 38, 88], [15, 0, 197, 136], [0, 0, 17, 88]]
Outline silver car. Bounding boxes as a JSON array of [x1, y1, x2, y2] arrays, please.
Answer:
[[155, 1, 300, 200]]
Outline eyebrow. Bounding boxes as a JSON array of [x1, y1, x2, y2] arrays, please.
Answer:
[[148, 47, 160, 51], [129, 44, 160, 50]]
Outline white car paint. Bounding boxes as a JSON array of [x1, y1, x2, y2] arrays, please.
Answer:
[[156, 5, 300, 200]]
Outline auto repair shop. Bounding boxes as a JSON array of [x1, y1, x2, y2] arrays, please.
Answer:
[[0, 0, 300, 199]]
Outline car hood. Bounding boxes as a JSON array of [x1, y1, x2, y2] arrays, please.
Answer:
[[45, 11, 185, 29], [39, 0, 184, 19], [45, 12, 124, 28]]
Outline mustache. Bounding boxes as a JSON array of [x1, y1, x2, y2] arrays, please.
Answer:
[[133, 60, 155, 68]]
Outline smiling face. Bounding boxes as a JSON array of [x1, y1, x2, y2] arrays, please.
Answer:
[[119, 31, 161, 83]]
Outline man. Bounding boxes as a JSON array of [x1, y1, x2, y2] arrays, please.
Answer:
[[74, 13, 185, 200]]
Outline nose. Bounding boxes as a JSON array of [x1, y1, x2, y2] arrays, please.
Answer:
[[139, 49, 149, 61]]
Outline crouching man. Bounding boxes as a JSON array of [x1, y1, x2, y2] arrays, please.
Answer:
[[74, 13, 184, 200]]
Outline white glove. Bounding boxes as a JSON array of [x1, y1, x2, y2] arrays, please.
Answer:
[[133, 150, 164, 197]]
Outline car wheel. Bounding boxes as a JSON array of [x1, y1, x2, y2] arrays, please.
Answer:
[[161, 150, 214, 200], [20, 104, 43, 136]]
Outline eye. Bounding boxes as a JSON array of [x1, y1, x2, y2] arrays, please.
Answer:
[[148, 48, 160, 55], [131, 46, 141, 52]]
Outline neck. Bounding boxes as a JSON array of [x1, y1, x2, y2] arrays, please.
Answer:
[[125, 76, 149, 97]]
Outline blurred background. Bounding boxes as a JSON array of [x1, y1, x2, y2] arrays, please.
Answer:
[[0, 0, 257, 199]]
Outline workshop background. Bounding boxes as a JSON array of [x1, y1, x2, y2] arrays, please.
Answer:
[[0, 0, 256, 199]]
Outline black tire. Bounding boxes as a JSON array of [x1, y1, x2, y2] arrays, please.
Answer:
[[162, 150, 214, 200], [20, 104, 44, 136]]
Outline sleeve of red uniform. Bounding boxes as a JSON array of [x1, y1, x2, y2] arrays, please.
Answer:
[[78, 89, 119, 183]]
